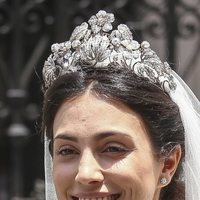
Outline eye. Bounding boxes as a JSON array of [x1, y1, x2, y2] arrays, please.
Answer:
[[56, 146, 79, 156], [102, 143, 129, 154]]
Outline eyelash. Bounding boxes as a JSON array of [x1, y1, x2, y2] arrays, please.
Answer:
[[56, 147, 79, 156], [102, 144, 129, 153]]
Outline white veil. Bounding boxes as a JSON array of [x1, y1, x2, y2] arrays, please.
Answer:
[[169, 71, 200, 199], [44, 137, 56, 200]]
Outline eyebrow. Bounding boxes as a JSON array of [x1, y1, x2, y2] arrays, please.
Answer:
[[53, 131, 132, 142], [95, 131, 132, 140], [54, 134, 78, 142]]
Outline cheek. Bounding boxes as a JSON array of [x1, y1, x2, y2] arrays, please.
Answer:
[[108, 157, 155, 180], [105, 156, 159, 197], [53, 161, 77, 192]]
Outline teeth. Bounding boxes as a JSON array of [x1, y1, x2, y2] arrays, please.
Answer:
[[77, 194, 119, 200], [78, 197, 110, 200]]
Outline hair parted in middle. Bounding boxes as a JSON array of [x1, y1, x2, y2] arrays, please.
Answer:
[[42, 10, 185, 200]]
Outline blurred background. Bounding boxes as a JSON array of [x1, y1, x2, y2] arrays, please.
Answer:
[[0, 0, 200, 199]]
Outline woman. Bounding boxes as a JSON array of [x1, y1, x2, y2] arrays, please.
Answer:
[[41, 10, 200, 200]]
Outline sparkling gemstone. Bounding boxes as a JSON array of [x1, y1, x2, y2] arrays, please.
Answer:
[[51, 43, 60, 52], [88, 16, 97, 26], [112, 38, 120, 46], [63, 62, 68, 68], [103, 23, 112, 32], [131, 40, 140, 50], [64, 41, 71, 49], [91, 24, 101, 33], [141, 41, 150, 49], [109, 13, 115, 22], [97, 10, 107, 17], [163, 81, 171, 93]]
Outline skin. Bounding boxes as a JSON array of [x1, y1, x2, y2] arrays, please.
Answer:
[[52, 92, 181, 200]]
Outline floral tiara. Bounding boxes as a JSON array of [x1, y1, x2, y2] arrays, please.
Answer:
[[43, 10, 176, 93]]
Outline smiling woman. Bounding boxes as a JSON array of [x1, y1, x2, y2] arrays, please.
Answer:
[[52, 92, 172, 200], [41, 10, 200, 200]]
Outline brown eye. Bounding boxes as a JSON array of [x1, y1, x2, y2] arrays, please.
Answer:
[[57, 147, 79, 156], [102, 144, 129, 153]]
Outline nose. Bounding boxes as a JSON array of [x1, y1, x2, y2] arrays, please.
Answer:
[[75, 149, 104, 185]]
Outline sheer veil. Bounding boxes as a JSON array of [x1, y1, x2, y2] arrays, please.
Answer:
[[44, 136, 56, 200], [170, 71, 200, 199]]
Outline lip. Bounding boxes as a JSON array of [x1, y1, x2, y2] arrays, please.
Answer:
[[71, 192, 121, 200]]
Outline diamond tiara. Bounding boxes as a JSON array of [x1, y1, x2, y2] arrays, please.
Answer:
[[43, 10, 176, 93]]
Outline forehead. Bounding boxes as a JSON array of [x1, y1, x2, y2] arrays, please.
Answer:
[[53, 93, 148, 141]]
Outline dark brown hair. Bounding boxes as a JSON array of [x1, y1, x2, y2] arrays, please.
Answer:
[[42, 65, 185, 199]]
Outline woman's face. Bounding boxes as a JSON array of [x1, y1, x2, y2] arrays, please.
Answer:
[[53, 93, 164, 200]]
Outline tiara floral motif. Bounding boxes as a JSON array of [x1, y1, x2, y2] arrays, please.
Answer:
[[43, 10, 176, 92]]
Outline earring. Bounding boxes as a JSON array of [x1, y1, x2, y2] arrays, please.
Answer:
[[160, 177, 167, 185]]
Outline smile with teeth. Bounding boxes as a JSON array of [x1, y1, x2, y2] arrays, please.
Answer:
[[72, 194, 121, 200]]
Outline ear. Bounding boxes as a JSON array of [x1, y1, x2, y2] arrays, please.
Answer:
[[158, 145, 182, 188]]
